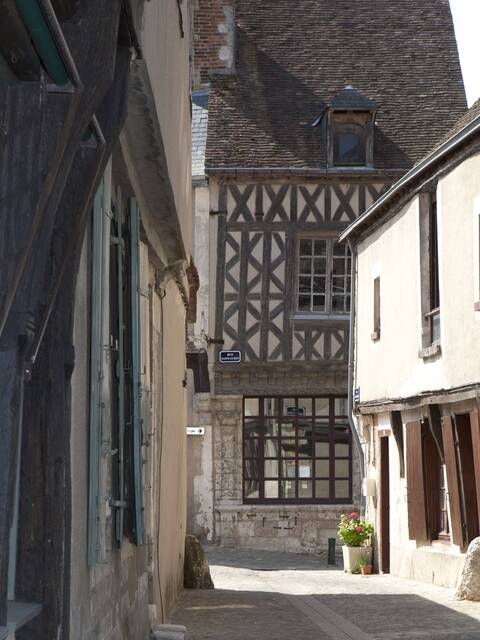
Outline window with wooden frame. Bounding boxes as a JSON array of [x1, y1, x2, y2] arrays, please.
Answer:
[[428, 192, 440, 343], [371, 276, 380, 341], [331, 112, 370, 167], [243, 396, 352, 504], [296, 236, 351, 316]]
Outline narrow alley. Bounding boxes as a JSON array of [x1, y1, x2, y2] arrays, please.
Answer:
[[172, 548, 480, 640]]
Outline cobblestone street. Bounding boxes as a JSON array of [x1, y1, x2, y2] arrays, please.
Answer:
[[172, 548, 480, 640]]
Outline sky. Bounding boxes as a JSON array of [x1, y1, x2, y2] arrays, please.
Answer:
[[450, 0, 480, 106]]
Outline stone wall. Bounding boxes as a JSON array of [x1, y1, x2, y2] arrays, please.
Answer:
[[209, 395, 361, 552]]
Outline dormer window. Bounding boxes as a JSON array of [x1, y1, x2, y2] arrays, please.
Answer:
[[333, 118, 366, 166], [328, 86, 377, 169]]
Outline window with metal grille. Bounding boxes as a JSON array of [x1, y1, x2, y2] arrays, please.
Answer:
[[297, 237, 351, 315], [243, 396, 352, 504]]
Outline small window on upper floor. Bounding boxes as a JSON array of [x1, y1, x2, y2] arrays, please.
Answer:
[[333, 119, 366, 166], [328, 86, 377, 169]]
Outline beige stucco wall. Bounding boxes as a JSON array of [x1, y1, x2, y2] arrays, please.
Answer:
[[142, 0, 193, 255], [355, 151, 480, 403]]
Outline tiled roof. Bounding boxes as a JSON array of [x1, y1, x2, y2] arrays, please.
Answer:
[[206, 0, 467, 172], [192, 89, 209, 178]]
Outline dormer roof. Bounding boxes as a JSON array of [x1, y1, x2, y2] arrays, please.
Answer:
[[330, 86, 377, 112]]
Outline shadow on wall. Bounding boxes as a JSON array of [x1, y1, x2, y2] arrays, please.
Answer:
[[172, 589, 480, 640]]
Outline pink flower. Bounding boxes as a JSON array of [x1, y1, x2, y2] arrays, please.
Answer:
[[349, 512, 358, 519], [354, 526, 363, 533]]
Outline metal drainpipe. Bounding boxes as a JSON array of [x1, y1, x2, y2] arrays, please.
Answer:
[[347, 238, 366, 516], [16, 0, 69, 85]]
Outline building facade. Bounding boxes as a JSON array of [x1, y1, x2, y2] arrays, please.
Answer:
[[0, 1, 193, 638], [340, 100, 480, 588], [187, 0, 467, 553]]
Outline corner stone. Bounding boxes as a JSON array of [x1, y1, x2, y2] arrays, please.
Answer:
[[456, 536, 480, 601]]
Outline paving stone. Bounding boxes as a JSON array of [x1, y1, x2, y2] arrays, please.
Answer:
[[171, 547, 480, 640]]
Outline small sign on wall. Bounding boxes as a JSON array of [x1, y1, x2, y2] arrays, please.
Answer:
[[219, 350, 242, 363], [354, 387, 360, 402], [187, 426, 205, 435]]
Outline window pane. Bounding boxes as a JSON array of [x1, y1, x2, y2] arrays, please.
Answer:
[[265, 398, 280, 416], [264, 439, 279, 457], [314, 239, 327, 255], [299, 480, 312, 498], [313, 276, 326, 293], [299, 276, 311, 293], [312, 295, 325, 312], [298, 439, 311, 457], [298, 399, 313, 416], [334, 398, 348, 416], [298, 461, 313, 478], [315, 399, 330, 415], [282, 460, 296, 478], [282, 398, 296, 414], [335, 424, 350, 442], [280, 440, 296, 457], [300, 257, 311, 274], [335, 480, 350, 499], [244, 459, 259, 479], [313, 258, 327, 275], [244, 480, 259, 499], [244, 418, 261, 438], [265, 418, 279, 437], [280, 480, 296, 499], [298, 295, 311, 310], [335, 460, 349, 477], [334, 123, 365, 166], [265, 480, 279, 498], [264, 459, 278, 478], [244, 398, 259, 416], [315, 460, 329, 477], [281, 422, 295, 437], [315, 442, 329, 457], [300, 239, 312, 256], [315, 480, 330, 498], [335, 443, 349, 456], [244, 439, 259, 457], [297, 421, 313, 439]]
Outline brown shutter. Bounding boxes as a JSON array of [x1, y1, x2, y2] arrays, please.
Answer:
[[470, 410, 480, 532], [456, 414, 479, 542], [441, 416, 464, 547], [406, 421, 428, 541]]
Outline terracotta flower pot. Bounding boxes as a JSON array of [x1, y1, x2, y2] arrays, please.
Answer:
[[360, 564, 373, 575]]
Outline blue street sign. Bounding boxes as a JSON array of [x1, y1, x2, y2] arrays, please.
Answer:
[[219, 350, 242, 363]]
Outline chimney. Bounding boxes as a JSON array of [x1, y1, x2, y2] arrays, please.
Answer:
[[193, 0, 235, 87]]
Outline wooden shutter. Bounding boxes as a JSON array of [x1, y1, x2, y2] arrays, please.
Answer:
[[390, 411, 405, 478], [129, 197, 145, 546], [406, 421, 428, 541], [88, 179, 105, 566], [455, 414, 479, 543], [441, 416, 464, 547], [470, 409, 480, 532]]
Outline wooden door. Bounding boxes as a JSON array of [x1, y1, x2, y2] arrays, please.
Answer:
[[379, 436, 390, 573]]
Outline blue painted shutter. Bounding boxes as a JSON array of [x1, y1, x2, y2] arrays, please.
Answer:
[[88, 179, 104, 566], [129, 197, 144, 545]]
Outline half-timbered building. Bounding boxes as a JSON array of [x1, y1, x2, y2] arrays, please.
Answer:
[[188, 0, 466, 553]]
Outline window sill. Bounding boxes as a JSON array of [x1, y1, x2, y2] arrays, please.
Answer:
[[474, 301, 480, 312], [418, 343, 441, 360], [1, 601, 42, 638], [370, 330, 380, 342], [293, 312, 350, 323]]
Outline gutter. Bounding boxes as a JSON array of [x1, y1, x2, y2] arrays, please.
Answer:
[[339, 112, 480, 243], [346, 238, 366, 515]]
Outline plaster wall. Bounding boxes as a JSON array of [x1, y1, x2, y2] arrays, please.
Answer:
[[356, 152, 480, 403], [142, 0, 193, 255]]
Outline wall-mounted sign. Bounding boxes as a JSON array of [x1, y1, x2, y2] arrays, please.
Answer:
[[219, 350, 242, 364], [186, 426, 205, 435], [354, 387, 360, 402], [286, 406, 306, 417]]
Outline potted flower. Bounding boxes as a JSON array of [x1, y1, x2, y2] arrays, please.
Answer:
[[337, 512, 374, 574]]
